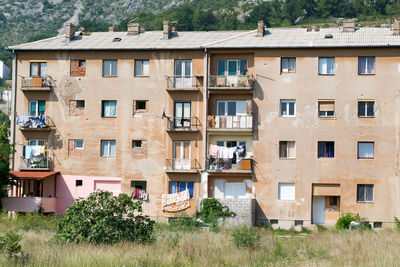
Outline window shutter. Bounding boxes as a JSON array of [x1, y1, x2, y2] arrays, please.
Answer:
[[319, 101, 334, 112], [279, 141, 288, 158]]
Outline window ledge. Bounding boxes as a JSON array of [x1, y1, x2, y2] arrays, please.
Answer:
[[103, 76, 118, 78], [358, 73, 375, 76], [358, 157, 374, 160], [134, 75, 150, 78], [278, 200, 296, 202], [357, 201, 374, 203], [358, 116, 375, 118], [280, 116, 296, 118], [318, 74, 335, 76], [101, 116, 117, 118], [100, 156, 116, 158], [279, 157, 296, 160], [319, 116, 336, 120], [281, 72, 296, 75]]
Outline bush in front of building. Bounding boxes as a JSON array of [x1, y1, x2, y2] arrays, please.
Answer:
[[336, 213, 371, 230], [231, 225, 261, 249], [55, 191, 155, 244], [196, 198, 235, 226]]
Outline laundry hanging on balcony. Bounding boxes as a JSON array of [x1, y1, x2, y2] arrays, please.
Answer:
[[161, 189, 190, 212], [24, 145, 44, 159], [17, 115, 47, 128], [209, 144, 244, 159]]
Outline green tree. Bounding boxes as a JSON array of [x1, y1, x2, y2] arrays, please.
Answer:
[[174, 4, 195, 31], [246, 2, 273, 27], [0, 123, 12, 199], [192, 10, 217, 31], [283, 0, 306, 25], [55, 191, 155, 244]]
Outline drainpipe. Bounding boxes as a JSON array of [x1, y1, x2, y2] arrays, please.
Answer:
[[10, 50, 17, 171], [201, 47, 208, 199]]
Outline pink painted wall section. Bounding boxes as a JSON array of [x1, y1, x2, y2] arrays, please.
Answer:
[[56, 174, 121, 214]]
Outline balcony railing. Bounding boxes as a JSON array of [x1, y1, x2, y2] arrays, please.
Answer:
[[207, 158, 253, 173], [21, 76, 52, 91], [165, 75, 199, 90], [207, 115, 253, 130], [17, 115, 52, 130], [208, 75, 254, 89], [165, 158, 201, 172], [1, 197, 56, 213], [20, 146, 50, 170], [166, 116, 200, 131]]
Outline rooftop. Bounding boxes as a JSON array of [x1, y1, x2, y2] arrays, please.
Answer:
[[8, 27, 400, 51]]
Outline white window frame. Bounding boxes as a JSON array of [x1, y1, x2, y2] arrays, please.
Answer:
[[318, 100, 335, 118], [74, 139, 84, 150], [101, 140, 116, 157], [358, 101, 375, 117], [281, 57, 296, 73], [216, 100, 248, 116], [318, 57, 335, 75], [280, 100, 296, 117], [278, 183, 295, 201], [135, 59, 150, 77], [357, 184, 374, 202], [103, 60, 118, 77], [358, 57, 375, 75]]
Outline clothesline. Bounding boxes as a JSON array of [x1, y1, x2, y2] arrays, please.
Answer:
[[17, 115, 47, 128], [209, 144, 245, 159], [24, 145, 45, 159]]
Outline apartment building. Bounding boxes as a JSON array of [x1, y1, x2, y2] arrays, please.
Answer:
[[4, 20, 400, 228]]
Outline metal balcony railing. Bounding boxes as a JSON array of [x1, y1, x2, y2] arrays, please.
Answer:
[[207, 115, 253, 130], [20, 145, 50, 170], [165, 75, 199, 90], [166, 116, 200, 131], [165, 158, 201, 172], [21, 76, 52, 90], [17, 115, 52, 130], [207, 157, 253, 173], [208, 75, 254, 89]]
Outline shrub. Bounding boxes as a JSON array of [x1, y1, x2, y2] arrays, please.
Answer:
[[394, 217, 400, 230], [0, 232, 23, 260], [196, 198, 235, 225], [55, 191, 155, 244], [336, 213, 370, 230], [231, 225, 261, 249]]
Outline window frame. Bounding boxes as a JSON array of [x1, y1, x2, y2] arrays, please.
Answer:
[[134, 59, 150, 77], [278, 183, 296, 201], [133, 100, 148, 113], [74, 139, 84, 150], [318, 141, 335, 158], [100, 140, 116, 157], [102, 60, 118, 77], [358, 56, 375, 75], [102, 100, 117, 118], [318, 57, 335, 75], [279, 141, 296, 159], [30, 62, 47, 77], [357, 142, 374, 159], [76, 180, 83, 187], [357, 184, 374, 203], [281, 57, 296, 74], [29, 100, 46, 116], [217, 59, 248, 76], [280, 99, 296, 117], [318, 100, 335, 118], [169, 181, 194, 199], [132, 140, 142, 148], [76, 100, 85, 109], [358, 100, 375, 118]]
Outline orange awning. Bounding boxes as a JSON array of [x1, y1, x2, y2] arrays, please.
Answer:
[[10, 171, 59, 179]]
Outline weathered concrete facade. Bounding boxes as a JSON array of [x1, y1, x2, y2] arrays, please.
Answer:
[[6, 23, 400, 227]]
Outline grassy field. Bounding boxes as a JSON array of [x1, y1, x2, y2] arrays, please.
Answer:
[[0, 214, 399, 266]]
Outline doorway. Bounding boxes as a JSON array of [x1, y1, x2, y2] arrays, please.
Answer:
[[173, 141, 191, 170], [174, 60, 192, 88]]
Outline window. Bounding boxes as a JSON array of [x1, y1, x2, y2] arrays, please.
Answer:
[[358, 101, 374, 117], [295, 220, 303, 226], [281, 57, 296, 73], [69, 100, 85, 116], [29, 100, 46, 116], [280, 100, 296, 117], [217, 100, 248, 116], [373, 222, 382, 228], [318, 57, 335, 75], [358, 57, 375, 75], [224, 182, 246, 199], [358, 142, 374, 159], [76, 100, 85, 108], [330, 196, 339, 206], [103, 60, 118, 77], [132, 140, 142, 148], [70, 60, 86, 77], [357, 184, 374, 202], [135, 60, 149, 76], [216, 140, 246, 160], [101, 140, 116, 157], [134, 100, 148, 113], [217, 59, 248, 76], [279, 141, 296, 159], [74, 139, 84, 149], [319, 100, 335, 117], [131, 181, 147, 199], [30, 62, 47, 77], [79, 60, 86, 67], [169, 181, 194, 199], [76, 180, 83, 186], [102, 100, 117, 117], [270, 219, 278, 225], [318, 141, 334, 158], [278, 183, 295, 201]]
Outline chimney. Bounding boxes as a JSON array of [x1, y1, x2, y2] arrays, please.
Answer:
[[393, 18, 400, 35], [171, 21, 178, 32], [163, 20, 172, 40], [342, 19, 356, 32], [127, 23, 140, 36], [257, 20, 265, 37], [65, 22, 75, 41], [109, 26, 117, 32]]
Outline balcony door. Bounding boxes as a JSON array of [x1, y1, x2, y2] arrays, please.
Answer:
[[174, 102, 191, 128], [174, 60, 192, 88], [29, 100, 46, 117], [173, 141, 191, 170]]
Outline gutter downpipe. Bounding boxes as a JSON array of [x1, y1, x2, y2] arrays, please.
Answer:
[[201, 47, 208, 199], [11, 50, 17, 171]]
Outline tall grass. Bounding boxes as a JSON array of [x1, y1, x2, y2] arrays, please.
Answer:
[[0, 214, 399, 266]]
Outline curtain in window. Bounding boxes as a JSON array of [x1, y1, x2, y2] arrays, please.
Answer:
[[239, 60, 248, 75], [169, 182, 177, 194], [289, 58, 296, 72], [143, 60, 149, 76], [366, 185, 373, 201], [218, 60, 226, 76], [38, 101, 46, 115], [358, 142, 374, 158], [29, 101, 37, 116], [30, 63, 39, 77], [319, 102, 334, 112], [281, 58, 289, 72], [101, 141, 108, 156], [280, 141, 288, 158], [319, 142, 334, 157], [40, 63, 47, 76], [135, 61, 142, 76], [288, 141, 295, 158], [367, 102, 374, 116], [281, 102, 287, 116], [236, 101, 247, 115], [103, 101, 116, 117], [326, 142, 334, 157], [366, 57, 375, 74], [319, 58, 334, 74], [109, 141, 116, 156]]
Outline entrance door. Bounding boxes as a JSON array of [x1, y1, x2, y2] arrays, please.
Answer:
[[173, 141, 191, 170], [174, 102, 191, 128], [174, 60, 192, 88], [312, 196, 325, 224]]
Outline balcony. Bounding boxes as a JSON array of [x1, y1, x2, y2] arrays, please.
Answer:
[[166, 116, 200, 132], [208, 75, 254, 91], [1, 197, 56, 213], [207, 158, 253, 175], [20, 146, 50, 171], [17, 115, 52, 131], [165, 75, 200, 91], [21, 77, 52, 91], [165, 159, 201, 173], [207, 115, 253, 133]]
